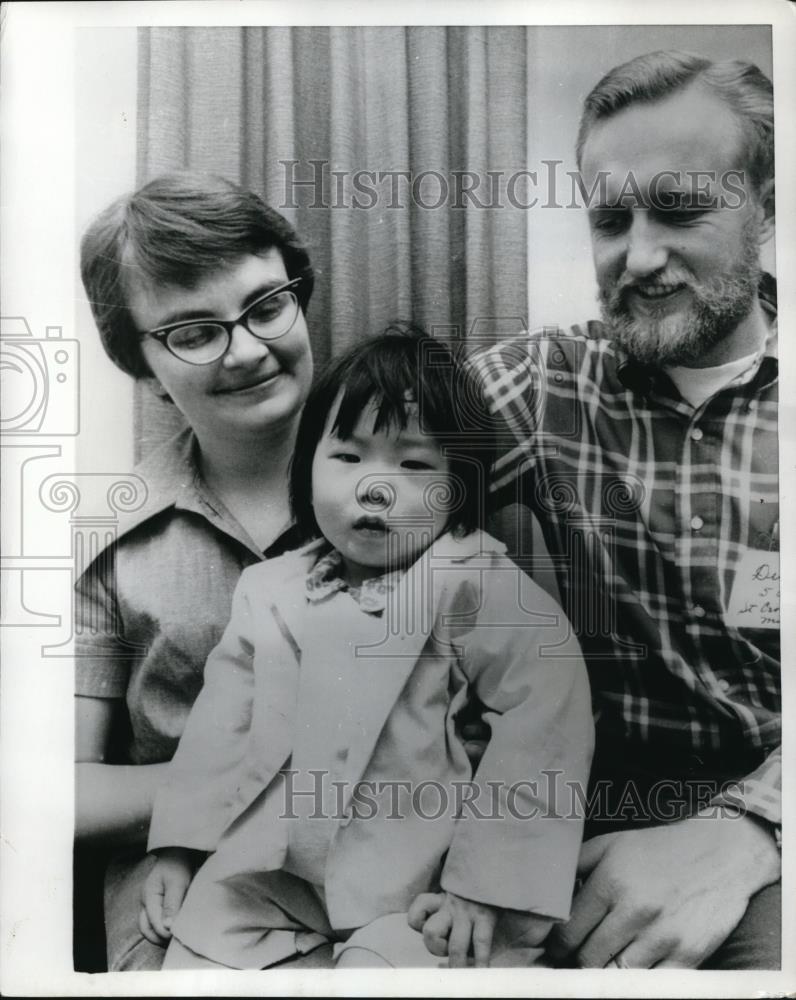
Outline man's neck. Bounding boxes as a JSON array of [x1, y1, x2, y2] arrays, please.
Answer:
[[687, 298, 769, 369]]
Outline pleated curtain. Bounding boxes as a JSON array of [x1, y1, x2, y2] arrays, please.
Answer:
[[135, 26, 528, 456]]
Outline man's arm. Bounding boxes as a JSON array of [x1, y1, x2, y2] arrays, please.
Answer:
[[711, 745, 781, 827]]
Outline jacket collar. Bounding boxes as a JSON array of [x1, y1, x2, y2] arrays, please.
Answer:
[[273, 529, 505, 813]]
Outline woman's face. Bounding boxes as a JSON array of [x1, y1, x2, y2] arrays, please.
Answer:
[[130, 250, 313, 443]]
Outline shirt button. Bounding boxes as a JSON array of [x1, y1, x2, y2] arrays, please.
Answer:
[[691, 516, 704, 531], [718, 679, 731, 692], [747, 401, 757, 413], [693, 604, 706, 619], [690, 427, 704, 441]]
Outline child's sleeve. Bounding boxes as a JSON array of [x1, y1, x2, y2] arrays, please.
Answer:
[[147, 570, 261, 854], [441, 555, 594, 921]]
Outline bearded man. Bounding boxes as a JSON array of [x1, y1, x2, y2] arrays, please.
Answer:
[[444, 50, 780, 970]]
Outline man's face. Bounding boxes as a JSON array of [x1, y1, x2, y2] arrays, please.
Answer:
[[580, 84, 771, 368]]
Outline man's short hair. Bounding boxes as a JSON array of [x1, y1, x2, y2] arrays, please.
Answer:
[[576, 50, 774, 191], [80, 172, 315, 378]]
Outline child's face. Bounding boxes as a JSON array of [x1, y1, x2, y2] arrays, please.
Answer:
[[311, 399, 452, 587]]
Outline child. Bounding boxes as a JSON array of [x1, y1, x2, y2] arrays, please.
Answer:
[[141, 327, 594, 969]]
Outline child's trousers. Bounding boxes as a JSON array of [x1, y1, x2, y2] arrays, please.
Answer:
[[166, 864, 548, 969]]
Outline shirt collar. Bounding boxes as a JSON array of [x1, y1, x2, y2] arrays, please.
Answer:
[[305, 548, 404, 614], [113, 427, 287, 559]]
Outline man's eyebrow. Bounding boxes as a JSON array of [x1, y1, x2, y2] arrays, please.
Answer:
[[152, 280, 289, 328], [654, 193, 713, 208], [587, 203, 629, 215]]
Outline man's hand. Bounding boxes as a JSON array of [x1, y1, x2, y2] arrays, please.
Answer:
[[409, 891, 499, 967], [547, 813, 781, 968], [139, 847, 201, 945]]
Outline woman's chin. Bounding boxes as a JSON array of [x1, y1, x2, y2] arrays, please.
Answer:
[[214, 383, 305, 433]]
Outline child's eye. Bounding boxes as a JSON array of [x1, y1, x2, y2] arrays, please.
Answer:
[[401, 460, 435, 471], [331, 452, 360, 463]]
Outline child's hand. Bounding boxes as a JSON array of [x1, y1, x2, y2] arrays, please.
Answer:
[[139, 847, 199, 945], [409, 891, 498, 967]]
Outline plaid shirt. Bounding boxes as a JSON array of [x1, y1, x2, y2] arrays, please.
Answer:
[[467, 278, 780, 825]]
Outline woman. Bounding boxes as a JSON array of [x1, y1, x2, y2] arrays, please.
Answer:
[[76, 172, 323, 970]]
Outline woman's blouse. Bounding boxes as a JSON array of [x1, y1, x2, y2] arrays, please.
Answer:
[[74, 428, 300, 765]]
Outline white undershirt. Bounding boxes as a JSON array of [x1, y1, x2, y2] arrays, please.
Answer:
[[664, 351, 761, 409]]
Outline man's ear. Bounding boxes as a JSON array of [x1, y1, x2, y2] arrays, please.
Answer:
[[144, 375, 173, 405], [754, 178, 775, 244]]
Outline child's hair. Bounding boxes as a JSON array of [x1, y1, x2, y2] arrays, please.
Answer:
[[290, 324, 492, 541]]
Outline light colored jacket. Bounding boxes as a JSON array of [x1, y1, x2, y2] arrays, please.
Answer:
[[148, 529, 594, 927]]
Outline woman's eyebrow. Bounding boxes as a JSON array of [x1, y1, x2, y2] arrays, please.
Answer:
[[240, 279, 290, 310], [154, 280, 290, 327], [152, 305, 216, 327]]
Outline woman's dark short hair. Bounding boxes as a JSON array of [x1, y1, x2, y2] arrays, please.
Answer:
[[290, 324, 493, 542], [80, 172, 315, 378]]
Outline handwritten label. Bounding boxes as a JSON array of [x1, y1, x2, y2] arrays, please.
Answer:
[[726, 550, 780, 630]]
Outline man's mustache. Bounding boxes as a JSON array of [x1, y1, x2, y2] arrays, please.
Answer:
[[601, 269, 694, 310]]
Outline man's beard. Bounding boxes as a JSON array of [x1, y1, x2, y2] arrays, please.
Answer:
[[598, 223, 762, 368]]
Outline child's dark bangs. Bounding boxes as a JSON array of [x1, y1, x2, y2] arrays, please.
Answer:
[[330, 380, 411, 440], [329, 349, 415, 439], [327, 334, 457, 442]]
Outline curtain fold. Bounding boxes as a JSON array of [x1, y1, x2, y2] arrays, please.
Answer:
[[135, 26, 528, 457]]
